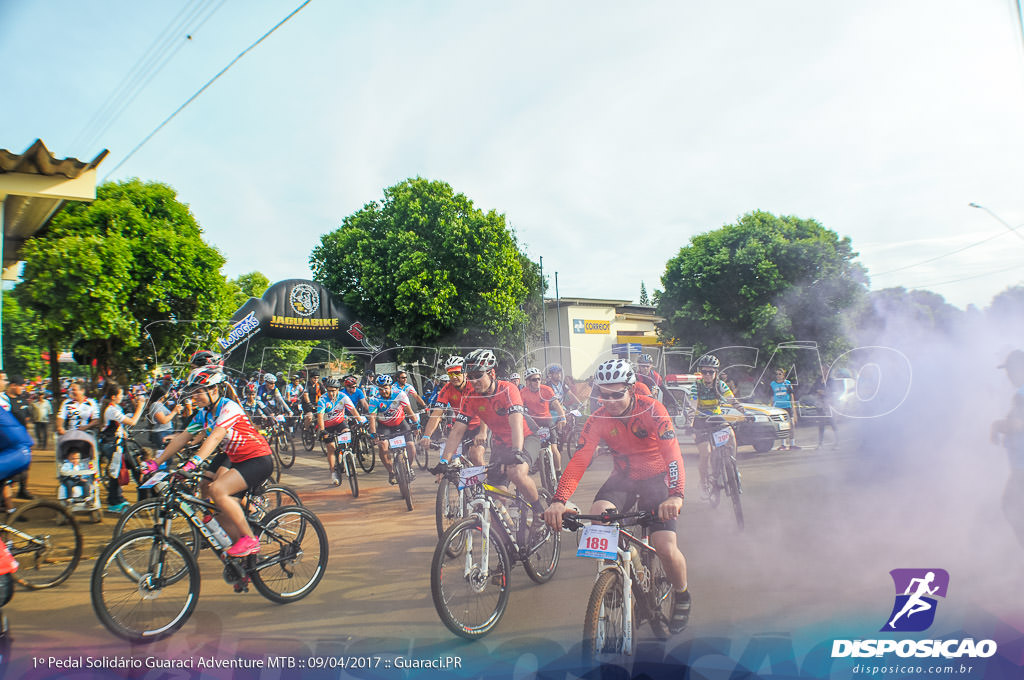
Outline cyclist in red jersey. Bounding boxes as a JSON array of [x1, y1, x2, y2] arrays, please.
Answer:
[[441, 349, 542, 512], [543, 358, 691, 633], [421, 356, 488, 467], [155, 366, 273, 557], [521, 366, 567, 469]]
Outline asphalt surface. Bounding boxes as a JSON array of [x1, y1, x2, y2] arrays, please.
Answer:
[[2, 423, 1022, 679]]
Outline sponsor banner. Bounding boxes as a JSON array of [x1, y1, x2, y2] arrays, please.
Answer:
[[216, 279, 380, 354], [572, 318, 610, 334]]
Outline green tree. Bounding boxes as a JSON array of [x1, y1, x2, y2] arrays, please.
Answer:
[[16, 179, 231, 395], [310, 177, 544, 360], [639, 282, 650, 306], [856, 287, 963, 343], [657, 210, 868, 364], [1, 289, 48, 379]]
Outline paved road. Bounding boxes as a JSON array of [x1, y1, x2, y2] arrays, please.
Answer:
[[3, 424, 1021, 678]]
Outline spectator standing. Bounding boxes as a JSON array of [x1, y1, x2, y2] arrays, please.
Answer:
[[811, 377, 838, 449], [769, 368, 799, 450], [990, 350, 1024, 549], [28, 393, 52, 449], [147, 386, 182, 450]]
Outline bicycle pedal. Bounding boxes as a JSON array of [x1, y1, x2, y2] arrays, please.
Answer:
[[233, 579, 250, 593]]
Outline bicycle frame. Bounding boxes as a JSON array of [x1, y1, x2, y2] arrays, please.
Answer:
[[460, 481, 522, 580]]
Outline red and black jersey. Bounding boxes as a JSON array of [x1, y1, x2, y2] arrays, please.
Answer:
[[436, 381, 479, 428], [456, 380, 531, 447], [521, 383, 558, 419], [554, 394, 684, 503]]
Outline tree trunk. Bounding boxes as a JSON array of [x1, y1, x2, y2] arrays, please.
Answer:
[[48, 338, 61, 415]]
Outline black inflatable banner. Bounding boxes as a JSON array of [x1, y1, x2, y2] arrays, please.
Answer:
[[215, 279, 377, 355]]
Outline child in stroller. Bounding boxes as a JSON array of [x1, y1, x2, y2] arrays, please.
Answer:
[[58, 446, 95, 503]]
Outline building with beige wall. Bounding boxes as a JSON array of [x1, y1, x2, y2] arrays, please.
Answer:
[[525, 297, 663, 380]]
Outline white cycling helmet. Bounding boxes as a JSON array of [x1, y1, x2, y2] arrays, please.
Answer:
[[264, 373, 277, 384], [465, 349, 498, 373], [593, 359, 636, 386], [183, 365, 228, 394], [438, 374, 450, 383], [524, 367, 542, 379], [444, 356, 465, 372]]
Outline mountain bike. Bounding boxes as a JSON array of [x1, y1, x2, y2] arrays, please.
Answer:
[[562, 510, 674, 664], [697, 415, 744, 530], [533, 428, 562, 494], [0, 500, 82, 589], [326, 429, 359, 497], [91, 469, 328, 643], [434, 445, 470, 539], [430, 464, 559, 639], [381, 433, 414, 511], [111, 477, 303, 559]]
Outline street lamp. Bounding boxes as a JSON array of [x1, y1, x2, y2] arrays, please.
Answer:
[[969, 202, 1024, 243]]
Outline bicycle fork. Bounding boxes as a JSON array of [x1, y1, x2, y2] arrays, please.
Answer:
[[465, 498, 492, 583]]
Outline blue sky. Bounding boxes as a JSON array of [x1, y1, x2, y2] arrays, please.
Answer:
[[3, 0, 1024, 309]]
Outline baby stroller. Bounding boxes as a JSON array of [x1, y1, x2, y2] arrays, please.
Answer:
[[56, 430, 102, 522]]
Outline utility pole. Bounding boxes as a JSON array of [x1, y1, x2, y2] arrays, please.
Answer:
[[555, 272, 562, 371]]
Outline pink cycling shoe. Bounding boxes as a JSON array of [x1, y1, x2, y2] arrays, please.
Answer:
[[226, 535, 261, 557]]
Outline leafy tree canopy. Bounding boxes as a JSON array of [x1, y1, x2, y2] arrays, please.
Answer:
[[1, 290, 48, 379], [657, 210, 868, 363], [16, 179, 230, 384], [310, 177, 544, 358]]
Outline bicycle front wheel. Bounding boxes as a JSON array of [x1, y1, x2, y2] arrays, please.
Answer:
[[356, 434, 376, 472], [345, 454, 359, 498], [431, 516, 511, 640], [435, 476, 464, 540], [583, 568, 632, 664], [250, 506, 328, 604], [725, 455, 744, 530], [278, 431, 296, 468], [417, 443, 429, 470], [395, 452, 413, 512], [522, 490, 560, 584], [6, 499, 83, 589], [301, 422, 315, 451], [112, 498, 200, 560], [91, 529, 200, 643], [646, 550, 675, 639]]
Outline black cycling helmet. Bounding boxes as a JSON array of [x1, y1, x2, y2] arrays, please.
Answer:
[[189, 350, 222, 368], [696, 354, 720, 370]]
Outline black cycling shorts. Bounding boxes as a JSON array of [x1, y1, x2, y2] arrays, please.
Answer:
[[594, 473, 677, 533], [489, 434, 541, 468], [208, 452, 273, 491], [378, 422, 415, 443]]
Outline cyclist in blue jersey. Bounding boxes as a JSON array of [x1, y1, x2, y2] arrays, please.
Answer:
[[368, 375, 418, 484], [394, 371, 427, 411], [240, 384, 275, 428], [341, 375, 370, 414], [257, 374, 293, 419], [316, 377, 365, 486]]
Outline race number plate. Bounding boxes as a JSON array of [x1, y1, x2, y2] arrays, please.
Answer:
[[458, 465, 487, 489], [388, 435, 406, 448], [276, 415, 285, 422], [338, 432, 352, 444], [139, 471, 168, 489], [712, 428, 732, 447], [577, 524, 619, 560]]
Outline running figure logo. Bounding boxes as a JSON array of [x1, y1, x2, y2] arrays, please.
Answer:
[[881, 568, 949, 632]]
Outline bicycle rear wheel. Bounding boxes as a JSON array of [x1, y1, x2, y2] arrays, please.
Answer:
[[91, 529, 199, 643], [250, 506, 328, 604], [345, 454, 359, 498], [395, 452, 413, 511], [431, 516, 511, 640], [417, 443, 429, 470], [646, 549, 675, 639], [270, 447, 282, 483], [112, 498, 200, 560], [538, 448, 556, 494], [6, 500, 83, 589], [583, 569, 632, 664], [725, 454, 744, 530], [522, 490, 560, 584]]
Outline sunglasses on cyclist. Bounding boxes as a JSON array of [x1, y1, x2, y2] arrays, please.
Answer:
[[596, 387, 629, 400], [447, 370, 463, 376], [700, 369, 716, 375], [527, 377, 541, 383], [467, 371, 486, 381]]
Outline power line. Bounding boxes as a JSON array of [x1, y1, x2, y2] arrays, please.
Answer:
[[103, 0, 312, 181], [870, 221, 1024, 277], [902, 261, 1024, 289]]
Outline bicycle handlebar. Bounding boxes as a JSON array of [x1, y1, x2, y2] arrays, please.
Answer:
[[561, 510, 654, 531]]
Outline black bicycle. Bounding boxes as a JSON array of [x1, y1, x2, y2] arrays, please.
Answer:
[[300, 415, 317, 451], [562, 510, 675, 664], [91, 469, 328, 642], [350, 422, 376, 473], [268, 416, 296, 469], [697, 415, 744, 529], [430, 464, 559, 639], [325, 429, 359, 497]]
